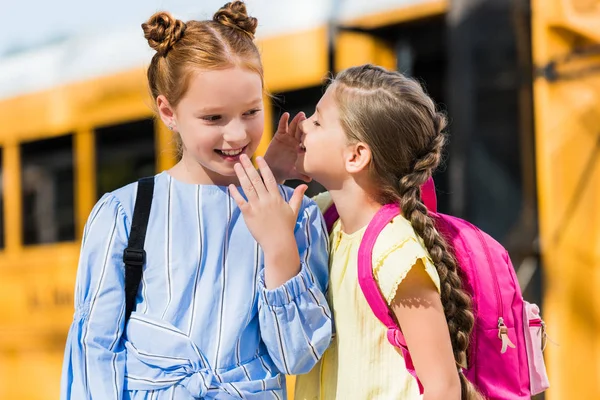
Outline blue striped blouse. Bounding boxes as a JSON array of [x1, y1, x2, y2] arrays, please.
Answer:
[[60, 171, 332, 399]]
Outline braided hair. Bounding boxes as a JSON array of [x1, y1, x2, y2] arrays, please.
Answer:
[[333, 64, 482, 399]]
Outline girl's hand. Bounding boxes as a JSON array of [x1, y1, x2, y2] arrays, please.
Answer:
[[230, 155, 308, 287], [263, 112, 311, 184]]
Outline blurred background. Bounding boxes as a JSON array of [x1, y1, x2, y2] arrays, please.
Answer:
[[0, 0, 598, 398]]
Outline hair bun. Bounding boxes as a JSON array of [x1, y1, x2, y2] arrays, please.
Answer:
[[142, 11, 186, 57], [213, 1, 258, 39]]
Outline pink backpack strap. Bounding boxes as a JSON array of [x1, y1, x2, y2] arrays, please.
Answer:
[[357, 204, 424, 394], [320, 177, 435, 394], [323, 203, 340, 233], [421, 176, 437, 213]]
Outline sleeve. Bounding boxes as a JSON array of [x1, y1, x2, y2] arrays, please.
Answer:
[[60, 193, 130, 400], [257, 197, 332, 375], [373, 236, 441, 306]]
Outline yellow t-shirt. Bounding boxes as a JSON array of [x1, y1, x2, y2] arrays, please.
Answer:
[[296, 192, 441, 400]]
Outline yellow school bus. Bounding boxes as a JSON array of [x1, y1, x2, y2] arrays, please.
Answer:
[[0, 0, 597, 398], [532, 0, 600, 398]]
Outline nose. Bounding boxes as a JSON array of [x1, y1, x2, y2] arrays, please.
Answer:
[[222, 120, 248, 143], [299, 119, 307, 132], [299, 119, 309, 140]]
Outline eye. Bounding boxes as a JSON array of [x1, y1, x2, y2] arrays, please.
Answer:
[[244, 108, 261, 116], [202, 115, 221, 122], [313, 120, 321, 127]]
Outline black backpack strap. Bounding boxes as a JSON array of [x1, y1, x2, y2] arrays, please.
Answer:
[[123, 177, 155, 324]]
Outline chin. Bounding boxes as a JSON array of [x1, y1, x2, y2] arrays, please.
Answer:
[[200, 160, 237, 180], [295, 159, 308, 176], [215, 166, 237, 177]]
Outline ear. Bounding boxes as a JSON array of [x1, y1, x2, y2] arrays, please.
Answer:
[[157, 95, 177, 131], [344, 142, 372, 174]]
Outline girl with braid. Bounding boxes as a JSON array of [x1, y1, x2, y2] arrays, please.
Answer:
[[265, 64, 483, 399], [60, 2, 331, 399]]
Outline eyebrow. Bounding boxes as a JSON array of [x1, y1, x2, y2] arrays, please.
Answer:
[[195, 99, 263, 114]]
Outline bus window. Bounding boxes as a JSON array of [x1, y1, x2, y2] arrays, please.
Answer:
[[21, 135, 75, 245], [95, 118, 155, 197], [0, 148, 4, 249], [272, 86, 325, 198]]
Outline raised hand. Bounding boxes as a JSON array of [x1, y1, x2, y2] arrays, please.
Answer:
[[229, 155, 308, 288], [263, 112, 311, 184]]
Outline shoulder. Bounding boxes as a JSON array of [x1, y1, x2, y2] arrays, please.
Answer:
[[372, 215, 421, 257], [85, 186, 133, 234], [372, 214, 434, 276], [102, 173, 166, 221], [371, 215, 441, 301]]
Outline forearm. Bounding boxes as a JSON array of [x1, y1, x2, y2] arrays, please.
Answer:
[[262, 236, 301, 289], [258, 264, 332, 374]]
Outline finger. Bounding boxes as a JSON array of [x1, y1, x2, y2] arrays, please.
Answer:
[[255, 156, 280, 193], [288, 112, 304, 138], [229, 184, 251, 213], [240, 154, 268, 198], [234, 162, 258, 201], [276, 112, 290, 135], [291, 112, 306, 142], [289, 184, 308, 217]]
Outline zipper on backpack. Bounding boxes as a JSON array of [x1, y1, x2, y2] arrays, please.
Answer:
[[466, 221, 514, 354], [528, 318, 548, 351], [497, 317, 516, 353]]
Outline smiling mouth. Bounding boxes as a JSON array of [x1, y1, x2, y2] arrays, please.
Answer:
[[215, 147, 246, 157], [299, 143, 306, 152]]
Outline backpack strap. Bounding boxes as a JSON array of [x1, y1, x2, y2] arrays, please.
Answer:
[[123, 177, 155, 324], [323, 202, 340, 233], [421, 176, 437, 213], [357, 204, 424, 394], [320, 177, 435, 393]]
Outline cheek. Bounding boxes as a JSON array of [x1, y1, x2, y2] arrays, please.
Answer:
[[181, 126, 219, 151], [248, 119, 265, 139], [308, 131, 331, 151]]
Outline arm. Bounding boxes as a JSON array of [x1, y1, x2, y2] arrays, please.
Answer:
[[229, 155, 332, 374], [230, 154, 309, 287], [258, 198, 332, 375], [60, 193, 129, 400], [390, 261, 461, 400]]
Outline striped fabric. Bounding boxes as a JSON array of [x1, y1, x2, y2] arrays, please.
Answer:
[[60, 171, 332, 399]]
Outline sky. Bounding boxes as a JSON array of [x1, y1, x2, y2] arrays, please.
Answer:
[[0, 0, 347, 98], [1, 0, 256, 57], [1, 0, 408, 57]]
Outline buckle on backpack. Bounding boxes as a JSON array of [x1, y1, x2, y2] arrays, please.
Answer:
[[123, 248, 146, 266]]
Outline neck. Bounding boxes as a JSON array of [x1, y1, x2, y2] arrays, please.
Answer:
[[328, 179, 382, 234]]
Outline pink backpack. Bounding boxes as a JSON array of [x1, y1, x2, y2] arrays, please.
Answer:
[[323, 178, 549, 399]]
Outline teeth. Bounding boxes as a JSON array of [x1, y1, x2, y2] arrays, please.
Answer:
[[299, 144, 306, 150], [221, 148, 243, 156]]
